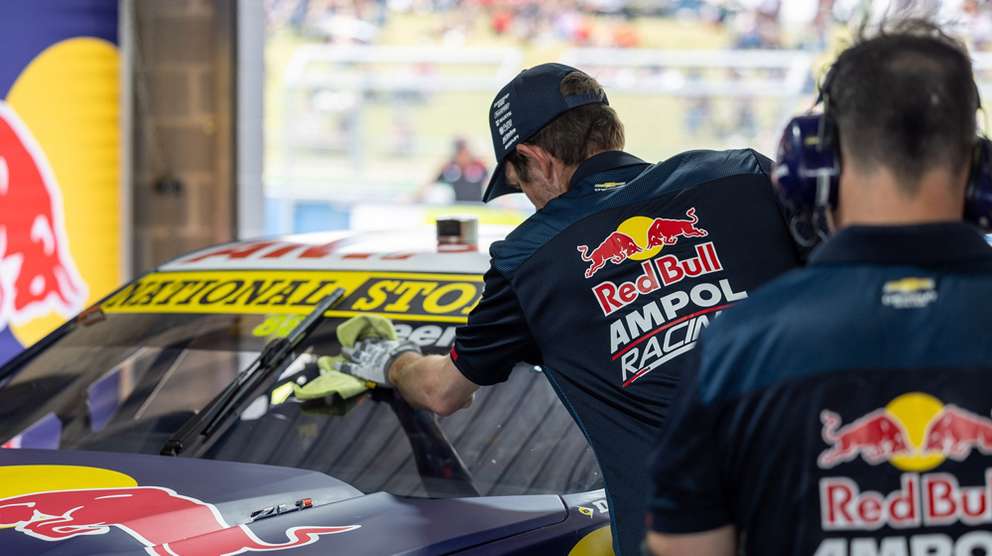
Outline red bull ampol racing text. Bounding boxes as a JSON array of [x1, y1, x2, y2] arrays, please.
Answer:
[[576, 208, 748, 388]]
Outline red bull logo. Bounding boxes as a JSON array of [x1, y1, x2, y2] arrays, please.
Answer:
[[0, 20, 124, 364], [0, 486, 359, 555], [576, 208, 708, 279], [644, 208, 708, 249], [818, 394, 992, 471], [576, 231, 642, 279], [0, 101, 86, 329], [818, 409, 912, 468], [817, 393, 992, 536], [922, 405, 992, 460]]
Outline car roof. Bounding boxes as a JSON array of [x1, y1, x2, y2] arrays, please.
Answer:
[[158, 226, 512, 274]]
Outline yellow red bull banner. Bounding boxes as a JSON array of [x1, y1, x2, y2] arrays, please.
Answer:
[[102, 271, 484, 323], [0, 1, 120, 365]]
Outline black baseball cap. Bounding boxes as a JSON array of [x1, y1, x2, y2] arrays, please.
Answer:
[[483, 63, 609, 203]]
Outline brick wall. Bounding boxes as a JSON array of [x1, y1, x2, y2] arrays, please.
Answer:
[[131, 0, 235, 274]]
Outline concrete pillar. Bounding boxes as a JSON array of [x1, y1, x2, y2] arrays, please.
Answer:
[[129, 0, 236, 274]]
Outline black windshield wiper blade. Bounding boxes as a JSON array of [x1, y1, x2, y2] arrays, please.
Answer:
[[161, 290, 344, 456]]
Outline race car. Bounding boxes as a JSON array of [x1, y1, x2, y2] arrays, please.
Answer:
[[0, 221, 612, 555]]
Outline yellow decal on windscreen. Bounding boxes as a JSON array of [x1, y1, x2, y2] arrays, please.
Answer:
[[252, 314, 305, 338], [101, 270, 483, 323]]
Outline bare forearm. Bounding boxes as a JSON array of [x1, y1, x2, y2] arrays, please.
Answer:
[[388, 352, 447, 410], [388, 352, 477, 416], [645, 528, 736, 556]]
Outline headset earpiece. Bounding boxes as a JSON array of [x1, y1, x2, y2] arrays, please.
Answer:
[[965, 137, 992, 230], [772, 61, 841, 224], [773, 114, 840, 213], [774, 64, 992, 234]]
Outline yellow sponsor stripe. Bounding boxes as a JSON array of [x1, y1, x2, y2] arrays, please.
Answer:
[[128, 269, 484, 282], [102, 270, 483, 322], [322, 311, 469, 323]]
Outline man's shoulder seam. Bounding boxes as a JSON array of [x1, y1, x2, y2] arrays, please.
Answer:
[[496, 168, 773, 275], [745, 148, 772, 179]]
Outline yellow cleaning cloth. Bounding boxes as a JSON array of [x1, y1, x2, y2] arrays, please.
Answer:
[[293, 355, 371, 401], [271, 382, 296, 405], [292, 315, 397, 402]]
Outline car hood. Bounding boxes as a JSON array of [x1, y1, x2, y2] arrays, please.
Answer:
[[0, 449, 567, 555]]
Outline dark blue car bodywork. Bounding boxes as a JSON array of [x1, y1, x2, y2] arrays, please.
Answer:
[[0, 231, 614, 556], [0, 449, 610, 555]]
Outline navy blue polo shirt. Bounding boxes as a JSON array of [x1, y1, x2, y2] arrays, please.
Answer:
[[452, 149, 801, 556], [649, 223, 992, 555]]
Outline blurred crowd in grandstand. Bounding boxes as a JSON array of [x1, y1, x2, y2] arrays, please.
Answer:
[[267, 0, 992, 51], [261, 0, 992, 214]]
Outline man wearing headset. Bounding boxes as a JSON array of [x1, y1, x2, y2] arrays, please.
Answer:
[[645, 20, 992, 556]]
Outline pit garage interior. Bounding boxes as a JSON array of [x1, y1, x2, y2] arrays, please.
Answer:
[[2, 2, 992, 555]]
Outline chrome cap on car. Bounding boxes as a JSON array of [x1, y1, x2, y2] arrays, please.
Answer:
[[436, 217, 479, 252]]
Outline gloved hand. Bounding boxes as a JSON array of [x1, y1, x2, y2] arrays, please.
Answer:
[[336, 338, 421, 387], [337, 314, 399, 345], [333, 315, 420, 387]]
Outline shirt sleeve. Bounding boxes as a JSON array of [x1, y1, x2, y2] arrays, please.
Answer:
[[647, 344, 732, 533], [451, 266, 541, 386]]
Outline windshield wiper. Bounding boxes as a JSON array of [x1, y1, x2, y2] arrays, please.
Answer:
[[161, 290, 344, 456]]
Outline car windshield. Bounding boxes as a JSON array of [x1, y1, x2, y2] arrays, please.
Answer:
[[0, 288, 602, 498]]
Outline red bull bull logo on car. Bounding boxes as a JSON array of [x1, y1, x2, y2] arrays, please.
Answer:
[[576, 208, 708, 280], [815, 393, 992, 556], [0, 101, 87, 328], [0, 486, 359, 555]]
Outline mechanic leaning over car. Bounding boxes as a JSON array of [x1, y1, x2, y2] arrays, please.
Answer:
[[646, 19, 992, 556], [336, 62, 803, 556]]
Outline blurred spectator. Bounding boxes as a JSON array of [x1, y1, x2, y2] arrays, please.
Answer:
[[490, 8, 514, 35], [684, 97, 712, 137], [265, 0, 992, 211], [416, 138, 489, 203], [267, 0, 992, 53], [611, 20, 640, 47], [961, 0, 992, 51]]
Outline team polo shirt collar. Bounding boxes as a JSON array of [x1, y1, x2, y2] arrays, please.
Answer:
[[810, 222, 992, 266], [569, 150, 648, 191]]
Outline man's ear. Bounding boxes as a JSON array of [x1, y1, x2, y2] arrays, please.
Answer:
[[516, 144, 553, 178]]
